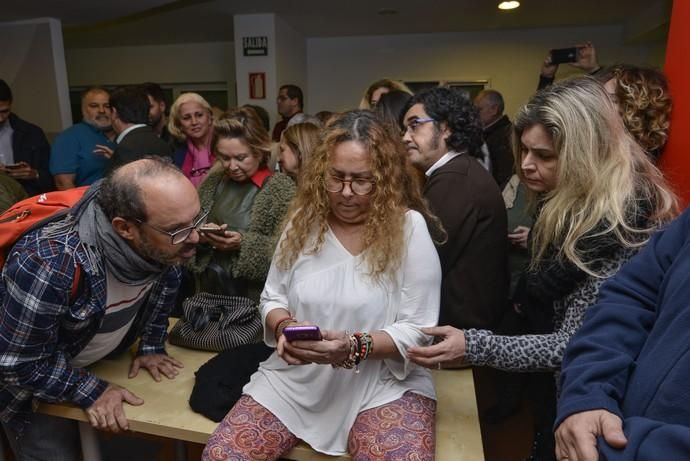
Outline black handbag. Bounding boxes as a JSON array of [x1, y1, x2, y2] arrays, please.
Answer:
[[168, 292, 262, 351]]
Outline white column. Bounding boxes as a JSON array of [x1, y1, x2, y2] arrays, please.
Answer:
[[233, 14, 307, 127]]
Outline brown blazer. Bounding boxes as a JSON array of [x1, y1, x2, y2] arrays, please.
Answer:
[[424, 154, 509, 330]]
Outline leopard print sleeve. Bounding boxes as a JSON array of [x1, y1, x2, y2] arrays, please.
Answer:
[[464, 250, 634, 372]]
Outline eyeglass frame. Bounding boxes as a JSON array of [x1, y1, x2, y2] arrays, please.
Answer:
[[135, 208, 210, 245], [323, 173, 377, 196], [401, 117, 436, 137]]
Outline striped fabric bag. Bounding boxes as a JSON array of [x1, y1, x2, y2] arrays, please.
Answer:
[[168, 292, 263, 351]]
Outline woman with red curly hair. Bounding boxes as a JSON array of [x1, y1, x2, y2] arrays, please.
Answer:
[[598, 65, 671, 162]]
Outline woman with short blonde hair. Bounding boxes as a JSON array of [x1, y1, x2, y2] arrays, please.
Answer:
[[168, 92, 214, 186]]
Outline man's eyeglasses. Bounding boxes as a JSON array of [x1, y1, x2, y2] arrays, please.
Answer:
[[324, 174, 376, 196], [401, 117, 435, 136], [136, 209, 210, 245]]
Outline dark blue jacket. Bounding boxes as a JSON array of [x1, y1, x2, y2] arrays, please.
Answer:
[[9, 113, 54, 195], [557, 207, 690, 460]]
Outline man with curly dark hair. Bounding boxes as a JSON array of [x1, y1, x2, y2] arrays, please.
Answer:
[[402, 86, 508, 333]]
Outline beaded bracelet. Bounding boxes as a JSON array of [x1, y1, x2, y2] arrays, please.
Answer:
[[354, 332, 373, 362], [333, 333, 359, 371], [333, 332, 374, 373]]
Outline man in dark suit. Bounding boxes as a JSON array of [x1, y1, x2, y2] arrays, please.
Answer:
[[402, 87, 508, 331], [0, 79, 54, 195], [104, 86, 173, 174], [474, 89, 514, 190]]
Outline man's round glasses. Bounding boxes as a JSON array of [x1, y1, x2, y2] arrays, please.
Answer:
[[401, 117, 435, 137], [136, 209, 210, 245], [324, 174, 376, 196]]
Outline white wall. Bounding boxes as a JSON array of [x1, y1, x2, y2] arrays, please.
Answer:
[[306, 25, 666, 117], [275, 15, 307, 108], [66, 41, 236, 102], [1, 18, 71, 134], [63, 24, 666, 122]]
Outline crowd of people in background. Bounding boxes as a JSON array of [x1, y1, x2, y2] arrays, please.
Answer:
[[0, 41, 686, 461]]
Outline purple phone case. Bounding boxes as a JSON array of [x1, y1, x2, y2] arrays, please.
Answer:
[[283, 325, 322, 341]]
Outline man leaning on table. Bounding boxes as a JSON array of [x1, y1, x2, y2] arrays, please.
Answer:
[[0, 157, 203, 461]]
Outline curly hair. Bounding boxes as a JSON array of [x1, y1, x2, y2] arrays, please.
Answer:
[[513, 77, 677, 276], [597, 65, 671, 161], [212, 107, 272, 167], [404, 86, 484, 159], [276, 110, 444, 279], [167, 92, 213, 141], [359, 79, 413, 110]]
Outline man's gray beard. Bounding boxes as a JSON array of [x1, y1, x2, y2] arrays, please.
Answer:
[[83, 118, 112, 132]]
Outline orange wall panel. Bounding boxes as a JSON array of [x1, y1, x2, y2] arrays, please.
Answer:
[[661, 0, 690, 208]]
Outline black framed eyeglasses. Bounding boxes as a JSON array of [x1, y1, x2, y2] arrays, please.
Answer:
[[401, 117, 435, 137], [136, 208, 210, 245], [324, 174, 376, 196]]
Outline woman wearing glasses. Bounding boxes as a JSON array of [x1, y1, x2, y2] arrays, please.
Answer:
[[189, 107, 296, 300], [168, 93, 214, 187], [203, 111, 444, 460]]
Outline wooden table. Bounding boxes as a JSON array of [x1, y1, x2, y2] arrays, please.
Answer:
[[38, 333, 484, 460]]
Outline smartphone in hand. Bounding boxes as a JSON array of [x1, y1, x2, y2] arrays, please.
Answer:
[[283, 325, 322, 341], [550, 47, 579, 64], [199, 225, 226, 236]]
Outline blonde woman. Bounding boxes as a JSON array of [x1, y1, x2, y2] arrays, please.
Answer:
[[203, 111, 443, 460], [408, 77, 677, 455], [168, 92, 214, 186], [278, 122, 320, 180], [358, 78, 412, 109]]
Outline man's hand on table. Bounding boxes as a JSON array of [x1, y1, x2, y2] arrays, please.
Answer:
[[129, 353, 184, 382], [86, 384, 143, 432]]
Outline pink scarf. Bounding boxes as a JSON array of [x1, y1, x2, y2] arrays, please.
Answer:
[[182, 139, 214, 187]]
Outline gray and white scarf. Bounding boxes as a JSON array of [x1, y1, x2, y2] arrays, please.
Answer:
[[43, 180, 166, 285]]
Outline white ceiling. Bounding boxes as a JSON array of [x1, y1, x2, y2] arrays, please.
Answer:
[[2, 0, 672, 49]]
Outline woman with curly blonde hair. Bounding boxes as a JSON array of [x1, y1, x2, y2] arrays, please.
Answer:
[[598, 65, 672, 161], [358, 78, 413, 109], [203, 111, 443, 460], [408, 77, 677, 458]]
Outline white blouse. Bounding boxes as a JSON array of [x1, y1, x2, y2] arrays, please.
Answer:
[[243, 210, 442, 455]]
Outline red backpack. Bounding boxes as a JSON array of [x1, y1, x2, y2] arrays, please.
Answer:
[[0, 187, 88, 296]]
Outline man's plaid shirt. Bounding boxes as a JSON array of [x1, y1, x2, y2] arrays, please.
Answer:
[[0, 228, 181, 430]]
